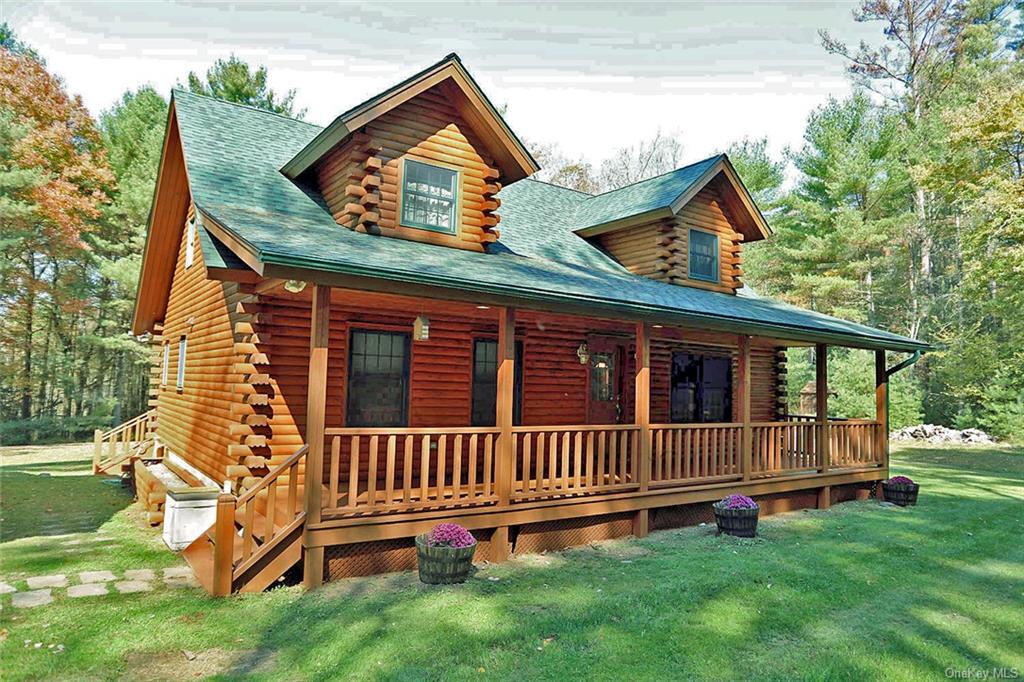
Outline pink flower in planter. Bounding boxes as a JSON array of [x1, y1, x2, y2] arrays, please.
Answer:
[[718, 494, 758, 510], [427, 523, 476, 548], [888, 475, 915, 485]]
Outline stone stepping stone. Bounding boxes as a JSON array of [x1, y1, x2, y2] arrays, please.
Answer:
[[124, 569, 156, 581], [68, 583, 108, 598], [12, 590, 52, 608], [114, 580, 152, 594], [164, 575, 199, 589], [79, 570, 116, 583], [26, 575, 67, 589], [0, 582, 16, 594], [162, 566, 193, 579]]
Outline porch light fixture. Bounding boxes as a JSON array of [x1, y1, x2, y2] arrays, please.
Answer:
[[576, 341, 590, 365], [283, 279, 307, 294], [476, 305, 491, 310], [653, 324, 664, 328], [414, 315, 430, 341]]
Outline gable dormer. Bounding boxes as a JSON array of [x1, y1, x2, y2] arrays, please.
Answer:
[[574, 155, 770, 294], [282, 54, 538, 252]]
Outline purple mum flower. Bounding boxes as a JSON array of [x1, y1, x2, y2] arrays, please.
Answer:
[[719, 494, 757, 510], [427, 523, 476, 548], [888, 475, 915, 485]]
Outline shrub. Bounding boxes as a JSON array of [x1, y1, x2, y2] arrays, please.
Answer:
[[427, 523, 476, 549], [717, 494, 758, 510]]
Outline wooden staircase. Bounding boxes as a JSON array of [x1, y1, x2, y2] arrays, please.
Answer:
[[183, 445, 308, 595], [93, 410, 157, 475]]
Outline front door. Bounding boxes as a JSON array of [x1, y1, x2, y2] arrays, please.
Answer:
[[587, 337, 625, 424]]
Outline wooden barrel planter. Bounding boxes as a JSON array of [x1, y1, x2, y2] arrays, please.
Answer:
[[882, 480, 919, 507], [713, 499, 760, 538], [415, 534, 477, 584]]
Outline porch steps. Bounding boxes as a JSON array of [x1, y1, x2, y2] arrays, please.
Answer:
[[183, 445, 310, 595]]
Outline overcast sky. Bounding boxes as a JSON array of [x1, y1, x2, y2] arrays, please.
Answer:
[[4, 1, 880, 167]]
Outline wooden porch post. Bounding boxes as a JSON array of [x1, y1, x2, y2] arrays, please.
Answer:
[[633, 321, 651, 538], [815, 344, 831, 509], [491, 306, 515, 562], [875, 349, 889, 481], [738, 335, 752, 481], [302, 284, 330, 589], [211, 492, 236, 596], [816, 342, 830, 474]]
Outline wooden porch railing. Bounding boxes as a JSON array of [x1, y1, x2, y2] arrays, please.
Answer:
[[751, 421, 820, 476], [322, 427, 501, 515], [649, 423, 744, 486], [212, 445, 307, 596], [93, 409, 155, 474], [314, 418, 884, 518], [829, 420, 883, 468], [511, 425, 640, 501]]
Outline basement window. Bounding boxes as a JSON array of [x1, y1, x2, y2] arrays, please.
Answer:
[[688, 228, 718, 282], [184, 217, 196, 268], [176, 336, 187, 391], [401, 159, 458, 235]]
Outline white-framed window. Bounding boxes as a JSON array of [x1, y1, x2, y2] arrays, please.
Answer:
[[184, 217, 196, 268], [161, 342, 169, 387], [688, 228, 719, 282], [176, 336, 187, 391], [400, 159, 458, 235]]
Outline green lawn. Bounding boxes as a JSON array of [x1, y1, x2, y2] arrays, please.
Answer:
[[1, 443, 1021, 681]]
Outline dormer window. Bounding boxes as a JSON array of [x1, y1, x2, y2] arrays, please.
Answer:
[[401, 159, 458, 235], [688, 228, 718, 282]]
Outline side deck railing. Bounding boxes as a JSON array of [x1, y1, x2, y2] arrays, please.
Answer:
[[318, 418, 884, 518], [93, 409, 155, 474]]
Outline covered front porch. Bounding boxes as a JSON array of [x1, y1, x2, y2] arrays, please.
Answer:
[[275, 283, 894, 587]]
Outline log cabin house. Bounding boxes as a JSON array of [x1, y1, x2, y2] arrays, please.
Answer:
[[97, 54, 928, 595]]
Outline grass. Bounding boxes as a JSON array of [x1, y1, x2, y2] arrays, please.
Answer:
[[1, 442, 1021, 681]]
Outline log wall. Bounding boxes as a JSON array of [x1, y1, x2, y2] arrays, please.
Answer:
[[154, 208, 245, 482], [250, 292, 783, 461]]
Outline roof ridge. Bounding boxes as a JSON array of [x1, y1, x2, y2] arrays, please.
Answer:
[[584, 153, 725, 201], [171, 87, 323, 129]]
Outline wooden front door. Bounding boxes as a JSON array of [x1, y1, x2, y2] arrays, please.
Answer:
[[587, 337, 625, 424]]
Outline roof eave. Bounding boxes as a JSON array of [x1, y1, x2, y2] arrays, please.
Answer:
[[256, 249, 928, 353]]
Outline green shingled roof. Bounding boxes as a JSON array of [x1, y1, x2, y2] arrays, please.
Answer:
[[172, 89, 926, 352], [571, 156, 724, 231]]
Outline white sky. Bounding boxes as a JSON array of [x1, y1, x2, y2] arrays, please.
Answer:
[[4, 1, 881, 168]]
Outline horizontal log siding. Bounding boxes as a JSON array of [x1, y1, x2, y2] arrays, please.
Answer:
[[315, 84, 500, 252], [251, 295, 783, 481], [154, 209, 243, 481], [596, 183, 745, 293]]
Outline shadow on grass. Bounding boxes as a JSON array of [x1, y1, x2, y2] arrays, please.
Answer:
[[0, 467, 132, 542], [215, 486, 1024, 680]]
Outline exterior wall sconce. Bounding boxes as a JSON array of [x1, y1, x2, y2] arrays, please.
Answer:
[[283, 279, 307, 293], [576, 341, 590, 364], [414, 315, 430, 341]]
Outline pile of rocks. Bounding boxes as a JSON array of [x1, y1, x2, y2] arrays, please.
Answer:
[[890, 424, 996, 444]]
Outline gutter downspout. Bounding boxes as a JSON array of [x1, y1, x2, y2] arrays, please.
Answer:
[[883, 350, 922, 435]]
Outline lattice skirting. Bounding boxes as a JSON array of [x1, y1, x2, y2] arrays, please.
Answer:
[[651, 484, 865, 532], [325, 530, 493, 581], [513, 513, 634, 555], [323, 484, 871, 580]]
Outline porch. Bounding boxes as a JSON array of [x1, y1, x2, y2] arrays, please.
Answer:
[[280, 284, 892, 588]]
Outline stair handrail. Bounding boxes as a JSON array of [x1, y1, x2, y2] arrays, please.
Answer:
[[93, 409, 156, 474], [212, 444, 309, 596]]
